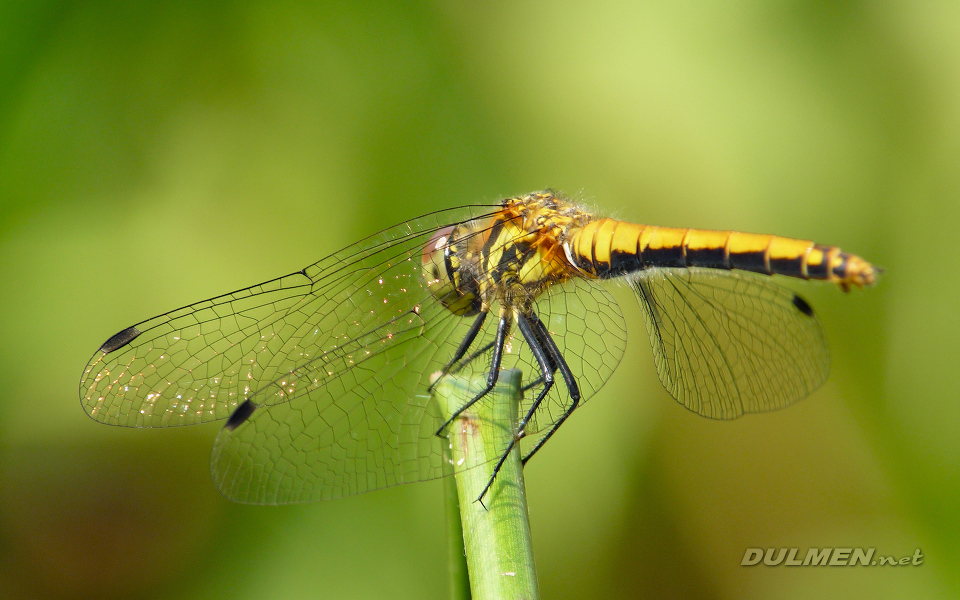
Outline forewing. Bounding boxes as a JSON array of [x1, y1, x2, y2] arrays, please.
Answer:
[[80, 205, 498, 428], [631, 267, 829, 419]]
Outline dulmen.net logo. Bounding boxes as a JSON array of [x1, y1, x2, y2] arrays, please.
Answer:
[[741, 548, 924, 567]]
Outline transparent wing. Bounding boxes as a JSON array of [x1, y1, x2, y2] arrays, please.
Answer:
[[631, 267, 829, 419], [210, 268, 628, 504], [80, 205, 500, 427]]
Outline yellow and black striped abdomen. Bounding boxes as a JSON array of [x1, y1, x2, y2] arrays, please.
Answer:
[[566, 218, 878, 290]]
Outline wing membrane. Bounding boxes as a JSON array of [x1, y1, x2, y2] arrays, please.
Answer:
[[80, 205, 499, 428], [631, 267, 829, 419]]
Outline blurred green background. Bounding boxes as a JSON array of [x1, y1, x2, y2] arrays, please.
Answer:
[[0, 1, 955, 598]]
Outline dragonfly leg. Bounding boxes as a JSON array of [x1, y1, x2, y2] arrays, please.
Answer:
[[516, 314, 561, 392], [520, 314, 581, 466], [475, 311, 556, 504], [428, 309, 488, 392], [514, 313, 557, 433], [521, 377, 544, 392], [450, 341, 495, 375], [435, 313, 511, 437]]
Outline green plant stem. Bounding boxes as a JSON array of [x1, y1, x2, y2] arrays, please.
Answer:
[[434, 369, 540, 600], [445, 463, 471, 600]]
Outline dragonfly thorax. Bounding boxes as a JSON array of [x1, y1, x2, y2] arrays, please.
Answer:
[[422, 193, 599, 318]]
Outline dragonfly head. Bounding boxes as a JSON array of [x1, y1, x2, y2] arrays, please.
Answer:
[[421, 226, 482, 316]]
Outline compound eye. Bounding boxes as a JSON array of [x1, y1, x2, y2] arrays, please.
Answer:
[[421, 226, 455, 272], [421, 226, 456, 294], [420, 226, 479, 316]]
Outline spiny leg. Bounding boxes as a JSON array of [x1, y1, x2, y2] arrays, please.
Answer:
[[476, 311, 556, 503], [462, 314, 556, 388], [520, 313, 581, 466], [518, 313, 560, 392], [515, 313, 559, 434], [428, 309, 488, 393], [521, 377, 545, 392], [435, 312, 511, 437], [450, 341, 495, 375]]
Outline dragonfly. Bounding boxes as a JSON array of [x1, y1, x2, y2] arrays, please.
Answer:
[[80, 191, 879, 504]]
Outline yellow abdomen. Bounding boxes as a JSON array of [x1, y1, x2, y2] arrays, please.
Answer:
[[566, 218, 878, 290]]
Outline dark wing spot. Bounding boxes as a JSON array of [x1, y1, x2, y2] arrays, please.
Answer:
[[99, 326, 142, 354], [792, 294, 815, 317], [224, 399, 257, 431]]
